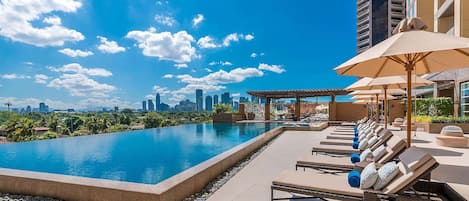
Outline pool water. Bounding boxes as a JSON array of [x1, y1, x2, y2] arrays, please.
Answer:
[[0, 123, 281, 184]]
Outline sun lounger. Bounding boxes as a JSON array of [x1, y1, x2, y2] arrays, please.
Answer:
[[272, 147, 440, 201], [320, 129, 392, 146], [297, 135, 406, 171], [312, 130, 392, 155]]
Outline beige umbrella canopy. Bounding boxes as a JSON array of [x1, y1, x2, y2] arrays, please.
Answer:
[[352, 94, 397, 100], [346, 76, 433, 91], [335, 22, 469, 147], [349, 89, 406, 95], [353, 100, 375, 104]]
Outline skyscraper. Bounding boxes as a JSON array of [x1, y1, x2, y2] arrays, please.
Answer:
[[251, 95, 259, 104], [239, 96, 249, 103], [205, 95, 213, 111], [39, 102, 49, 113], [196, 89, 203, 111], [148, 100, 155, 111], [142, 101, 147, 112], [221, 92, 230, 104], [213, 95, 219, 105], [155, 93, 161, 111], [356, 0, 405, 54]]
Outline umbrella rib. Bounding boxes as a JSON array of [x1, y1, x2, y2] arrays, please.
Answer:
[[387, 56, 405, 65], [422, 58, 431, 74], [416, 52, 433, 62], [373, 58, 389, 77], [339, 63, 358, 75], [454, 49, 469, 57]]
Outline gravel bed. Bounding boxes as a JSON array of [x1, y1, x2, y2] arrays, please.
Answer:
[[184, 135, 279, 201], [0, 194, 61, 201]]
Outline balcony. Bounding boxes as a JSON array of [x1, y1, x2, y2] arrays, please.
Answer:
[[357, 32, 369, 40], [357, 24, 370, 33], [357, 9, 369, 19], [357, 38, 370, 47], [391, 11, 405, 19], [357, 0, 369, 6], [357, 2, 369, 12], [436, 0, 454, 18], [357, 16, 369, 26], [357, 46, 370, 54]]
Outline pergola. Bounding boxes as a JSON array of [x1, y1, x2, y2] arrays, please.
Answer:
[[247, 89, 349, 121]]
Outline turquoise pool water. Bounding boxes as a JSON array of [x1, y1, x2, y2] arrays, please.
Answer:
[[0, 123, 280, 184]]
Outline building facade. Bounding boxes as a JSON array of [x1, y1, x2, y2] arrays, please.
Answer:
[[205, 96, 213, 111], [213, 95, 219, 105], [409, 0, 469, 116], [148, 100, 155, 112], [196, 89, 203, 111], [221, 92, 231, 105], [142, 101, 147, 112], [155, 93, 161, 111], [357, 0, 405, 54]]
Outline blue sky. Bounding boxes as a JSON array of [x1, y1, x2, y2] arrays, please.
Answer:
[[0, 0, 357, 109]]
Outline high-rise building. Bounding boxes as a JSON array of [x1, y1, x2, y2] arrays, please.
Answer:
[[196, 89, 203, 111], [356, 0, 405, 54], [213, 95, 219, 105], [205, 96, 213, 111], [221, 92, 230, 104], [174, 99, 196, 111], [239, 96, 249, 103], [26, 105, 31, 113], [39, 102, 49, 113], [233, 101, 239, 111], [251, 95, 259, 104], [142, 101, 147, 112], [155, 93, 161, 111], [148, 100, 155, 111]]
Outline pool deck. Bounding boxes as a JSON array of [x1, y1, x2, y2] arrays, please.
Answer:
[[207, 126, 469, 201]]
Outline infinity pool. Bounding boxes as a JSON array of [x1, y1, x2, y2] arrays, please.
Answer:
[[0, 123, 280, 184]]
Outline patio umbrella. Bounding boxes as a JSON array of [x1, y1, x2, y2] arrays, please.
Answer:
[[335, 18, 469, 147], [352, 94, 397, 100], [350, 90, 403, 125]]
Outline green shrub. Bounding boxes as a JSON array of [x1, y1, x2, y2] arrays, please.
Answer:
[[403, 97, 453, 116]]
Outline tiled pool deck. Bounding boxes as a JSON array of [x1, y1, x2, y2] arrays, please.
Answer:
[[208, 126, 469, 201]]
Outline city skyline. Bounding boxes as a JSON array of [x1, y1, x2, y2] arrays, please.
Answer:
[[0, 1, 357, 110]]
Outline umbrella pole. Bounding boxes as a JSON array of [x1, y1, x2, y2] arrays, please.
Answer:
[[384, 86, 388, 129], [376, 94, 379, 124], [406, 64, 414, 148]]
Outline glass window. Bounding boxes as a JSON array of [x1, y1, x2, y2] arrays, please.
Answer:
[[461, 81, 469, 117]]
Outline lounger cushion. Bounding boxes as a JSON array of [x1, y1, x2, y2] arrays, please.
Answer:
[[368, 136, 378, 147], [359, 140, 368, 150], [360, 163, 378, 189], [398, 147, 432, 173], [372, 145, 387, 161], [360, 148, 372, 162], [373, 161, 399, 190]]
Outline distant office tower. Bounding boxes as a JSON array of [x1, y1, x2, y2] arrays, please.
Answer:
[[221, 92, 230, 104], [239, 96, 249, 103], [174, 99, 197, 111], [213, 95, 219, 105], [205, 96, 213, 111], [356, 0, 405, 54], [114, 106, 119, 112], [26, 105, 32, 113], [196, 89, 203, 111], [39, 102, 49, 113], [148, 100, 155, 111], [251, 95, 259, 104], [155, 93, 161, 111], [142, 101, 147, 112], [233, 101, 239, 111]]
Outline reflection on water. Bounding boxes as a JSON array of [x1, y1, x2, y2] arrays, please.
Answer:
[[0, 123, 281, 184]]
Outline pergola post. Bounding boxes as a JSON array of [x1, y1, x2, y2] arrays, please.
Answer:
[[331, 95, 336, 103], [295, 96, 301, 121], [265, 97, 271, 121]]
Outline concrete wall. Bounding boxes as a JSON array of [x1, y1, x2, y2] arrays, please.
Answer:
[[389, 99, 405, 123], [329, 102, 367, 121]]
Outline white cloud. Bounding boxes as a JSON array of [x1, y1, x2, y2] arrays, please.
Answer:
[[126, 27, 199, 63], [47, 73, 116, 97], [0, 96, 136, 110], [197, 36, 218, 49], [204, 68, 212, 72], [154, 14, 177, 26], [48, 63, 112, 77], [245, 34, 254, 41], [232, 93, 241, 97], [192, 14, 204, 27], [250, 53, 257, 58], [145, 94, 156, 100], [153, 85, 171, 96], [155, 1, 169, 6], [1, 74, 31, 79], [23, 61, 33, 65], [59, 48, 94, 57], [174, 63, 188, 69], [251, 52, 265, 58], [97, 36, 125, 54], [169, 94, 186, 102], [0, 0, 84, 47], [258, 63, 286, 74], [208, 61, 233, 66], [34, 74, 49, 84], [163, 74, 174, 78]]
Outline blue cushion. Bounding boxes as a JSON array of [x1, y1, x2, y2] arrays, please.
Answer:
[[354, 131, 359, 136], [353, 136, 359, 142], [348, 170, 361, 188], [352, 141, 359, 149], [350, 153, 360, 163]]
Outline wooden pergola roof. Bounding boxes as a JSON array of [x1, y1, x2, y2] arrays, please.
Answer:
[[247, 89, 349, 99]]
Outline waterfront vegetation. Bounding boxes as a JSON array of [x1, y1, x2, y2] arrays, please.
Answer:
[[0, 109, 213, 142]]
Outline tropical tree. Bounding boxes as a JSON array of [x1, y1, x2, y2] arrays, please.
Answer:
[[143, 112, 163, 128], [64, 115, 84, 133], [85, 116, 100, 134]]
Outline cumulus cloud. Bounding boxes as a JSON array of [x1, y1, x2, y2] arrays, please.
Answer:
[[59, 48, 94, 57], [126, 27, 199, 63], [154, 14, 177, 26], [245, 34, 254, 41], [47, 73, 116, 97], [250, 53, 257, 58], [204, 68, 213, 72], [0, 96, 136, 110], [0, 0, 84, 47], [162, 74, 174, 78], [174, 63, 188, 69], [192, 14, 204, 27], [258, 63, 286, 74], [97, 36, 125, 54], [208, 61, 233, 66], [34, 74, 49, 84], [48, 63, 112, 77], [153, 85, 171, 96], [222, 33, 254, 47], [1, 74, 31, 79], [197, 36, 217, 49]]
